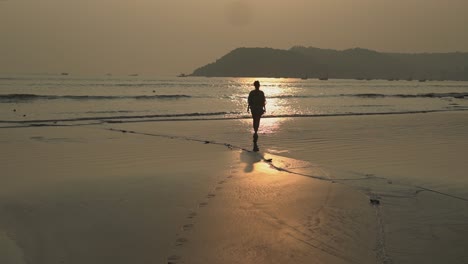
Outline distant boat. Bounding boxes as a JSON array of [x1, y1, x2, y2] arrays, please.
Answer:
[[61, 72, 69, 76], [300, 75, 308, 80], [418, 79, 426, 82], [177, 73, 188, 77], [129, 74, 139, 77]]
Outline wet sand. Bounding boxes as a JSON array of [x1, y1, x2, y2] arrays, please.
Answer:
[[1, 111, 468, 263], [0, 124, 377, 263], [111, 111, 468, 263]]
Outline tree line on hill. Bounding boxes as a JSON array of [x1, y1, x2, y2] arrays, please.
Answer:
[[190, 46, 468, 81]]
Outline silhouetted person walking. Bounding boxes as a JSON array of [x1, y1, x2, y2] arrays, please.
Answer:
[[247, 80, 266, 151]]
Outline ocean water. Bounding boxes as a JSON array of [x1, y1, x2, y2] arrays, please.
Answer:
[[5, 74, 463, 195], [1, 75, 468, 124]]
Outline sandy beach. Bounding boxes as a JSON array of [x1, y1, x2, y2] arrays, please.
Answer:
[[1, 111, 468, 264]]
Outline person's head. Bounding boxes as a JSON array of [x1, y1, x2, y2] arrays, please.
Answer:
[[253, 80, 260, 90]]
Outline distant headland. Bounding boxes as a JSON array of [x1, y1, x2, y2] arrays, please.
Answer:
[[190, 46, 468, 81]]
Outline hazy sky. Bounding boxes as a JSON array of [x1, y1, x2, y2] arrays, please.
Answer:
[[1, 0, 467, 75]]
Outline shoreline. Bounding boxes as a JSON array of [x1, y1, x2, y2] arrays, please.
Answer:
[[2, 108, 468, 126]]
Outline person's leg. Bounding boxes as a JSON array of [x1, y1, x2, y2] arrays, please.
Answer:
[[253, 115, 260, 133]]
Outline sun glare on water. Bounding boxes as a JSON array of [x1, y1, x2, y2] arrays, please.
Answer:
[[239, 78, 299, 134]]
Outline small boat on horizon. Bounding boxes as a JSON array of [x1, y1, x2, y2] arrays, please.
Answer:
[[177, 73, 188, 77], [61, 72, 69, 76], [129, 74, 139, 77]]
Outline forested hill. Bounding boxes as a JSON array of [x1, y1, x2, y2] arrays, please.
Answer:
[[191, 46, 468, 81]]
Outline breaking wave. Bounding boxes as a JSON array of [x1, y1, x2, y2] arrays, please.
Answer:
[[267, 92, 468, 99], [2, 109, 468, 126], [0, 94, 192, 102]]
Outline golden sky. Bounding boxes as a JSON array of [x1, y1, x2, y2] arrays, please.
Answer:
[[1, 0, 467, 75]]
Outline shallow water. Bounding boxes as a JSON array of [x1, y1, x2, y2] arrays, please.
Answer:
[[2, 74, 467, 198], [1, 75, 468, 124], [3, 74, 467, 198]]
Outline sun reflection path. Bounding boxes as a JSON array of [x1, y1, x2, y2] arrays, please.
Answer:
[[238, 78, 302, 134]]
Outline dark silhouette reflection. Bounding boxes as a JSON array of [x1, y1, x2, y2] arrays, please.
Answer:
[[240, 150, 262, 173]]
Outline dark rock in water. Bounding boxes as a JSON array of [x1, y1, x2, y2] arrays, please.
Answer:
[[370, 198, 380, 205], [23, 114, 26, 117], [224, 143, 233, 149], [204, 141, 210, 144], [121, 130, 127, 133], [13, 109, 16, 112]]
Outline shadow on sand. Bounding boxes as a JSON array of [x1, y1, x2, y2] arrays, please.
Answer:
[[240, 150, 262, 173]]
